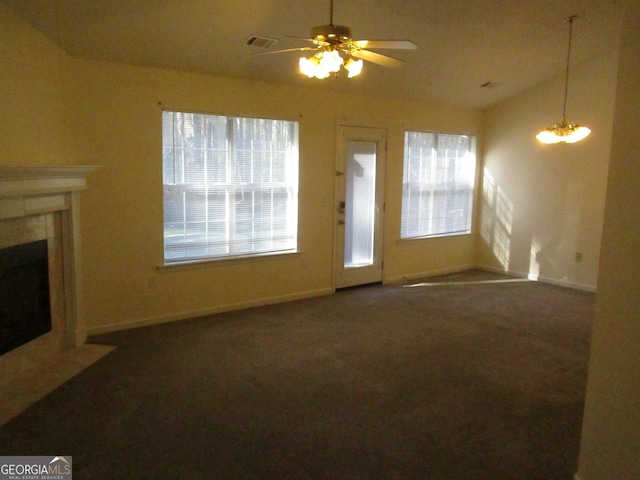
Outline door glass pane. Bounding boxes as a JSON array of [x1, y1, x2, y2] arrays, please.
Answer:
[[344, 141, 376, 268]]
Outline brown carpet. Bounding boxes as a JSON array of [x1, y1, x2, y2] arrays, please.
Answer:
[[0, 270, 594, 479]]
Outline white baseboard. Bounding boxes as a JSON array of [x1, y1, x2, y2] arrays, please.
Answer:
[[87, 287, 334, 336], [88, 264, 596, 336], [385, 264, 476, 285], [476, 265, 596, 292], [475, 264, 520, 279], [529, 274, 596, 293]]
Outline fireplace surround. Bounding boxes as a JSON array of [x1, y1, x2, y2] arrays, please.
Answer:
[[0, 166, 99, 384]]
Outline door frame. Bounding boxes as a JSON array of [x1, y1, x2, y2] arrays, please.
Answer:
[[334, 125, 386, 290]]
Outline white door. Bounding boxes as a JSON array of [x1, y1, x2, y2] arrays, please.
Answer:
[[335, 126, 386, 289]]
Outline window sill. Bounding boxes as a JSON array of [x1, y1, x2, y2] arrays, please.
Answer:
[[157, 250, 301, 273], [397, 232, 474, 245]]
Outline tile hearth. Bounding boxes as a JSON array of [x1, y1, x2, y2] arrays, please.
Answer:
[[0, 343, 115, 427]]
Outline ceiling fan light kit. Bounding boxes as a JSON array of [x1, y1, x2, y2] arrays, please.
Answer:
[[537, 15, 591, 144], [299, 49, 363, 79], [263, 0, 416, 80]]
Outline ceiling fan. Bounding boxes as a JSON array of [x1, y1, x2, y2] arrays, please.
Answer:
[[258, 0, 417, 78]]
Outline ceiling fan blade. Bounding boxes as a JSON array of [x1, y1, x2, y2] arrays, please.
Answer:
[[253, 47, 320, 56], [350, 49, 405, 68], [352, 40, 418, 50]]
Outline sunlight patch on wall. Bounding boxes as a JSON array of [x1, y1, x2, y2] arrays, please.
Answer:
[[480, 168, 513, 270], [529, 236, 542, 280], [493, 185, 513, 268], [480, 169, 495, 244], [496, 187, 513, 233]]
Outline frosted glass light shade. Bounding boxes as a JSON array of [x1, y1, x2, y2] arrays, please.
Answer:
[[299, 50, 363, 79], [536, 121, 591, 144], [299, 56, 330, 79], [344, 58, 363, 78], [319, 50, 342, 73]]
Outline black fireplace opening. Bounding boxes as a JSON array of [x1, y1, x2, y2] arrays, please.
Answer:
[[0, 240, 52, 356]]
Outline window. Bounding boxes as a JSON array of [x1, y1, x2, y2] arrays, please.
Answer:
[[401, 131, 476, 239], [162, 111, 299, 264]]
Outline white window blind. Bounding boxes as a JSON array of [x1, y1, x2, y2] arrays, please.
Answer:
[[401, 131, 476, 239], [162, 111, 299, 263]]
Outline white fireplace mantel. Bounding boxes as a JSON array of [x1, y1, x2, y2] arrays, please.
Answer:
[[0, 165, 100, 347]]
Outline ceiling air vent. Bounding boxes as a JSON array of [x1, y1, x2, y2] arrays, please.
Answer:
[[245, 35, 279, 49]]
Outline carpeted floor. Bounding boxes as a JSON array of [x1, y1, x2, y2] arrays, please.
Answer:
[[0, 270, 594, 479]]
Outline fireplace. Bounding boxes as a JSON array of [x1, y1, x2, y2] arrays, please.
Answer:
[[0, 166, 98, 387], [0, 240, 52, 356]]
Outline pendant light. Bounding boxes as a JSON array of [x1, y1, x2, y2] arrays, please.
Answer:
[[536, 16, 591, 144]]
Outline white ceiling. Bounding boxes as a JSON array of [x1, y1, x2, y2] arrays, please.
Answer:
[[6, 0, 622, 109]]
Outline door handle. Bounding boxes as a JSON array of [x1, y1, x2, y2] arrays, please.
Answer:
[[338, 201, 345, 214]]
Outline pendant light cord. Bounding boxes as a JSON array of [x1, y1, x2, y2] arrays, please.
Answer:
[[562, 16, 576, 121]]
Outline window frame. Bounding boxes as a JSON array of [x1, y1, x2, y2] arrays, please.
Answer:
[[162, 110, 300, 265], [400, 130, 477, 241]]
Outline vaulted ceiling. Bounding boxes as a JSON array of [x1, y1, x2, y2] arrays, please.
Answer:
[[6, 0, 622, 109]]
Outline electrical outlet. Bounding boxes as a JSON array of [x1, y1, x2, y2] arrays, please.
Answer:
[[575, 252, 582, 262]]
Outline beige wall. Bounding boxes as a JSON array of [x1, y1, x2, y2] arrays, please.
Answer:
[[577, 0, 640, 477], [479, 52, 618, 290], [0, 2, 72, 166], [1, 0, 617, 331], [1, 2, 481, 334], [68, 59, 481, 332]]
